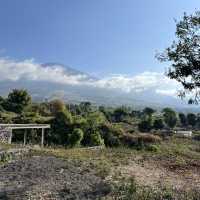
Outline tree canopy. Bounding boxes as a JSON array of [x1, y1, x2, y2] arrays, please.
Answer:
[[4, 89, 32, 113], [157, 11, 200, 103], [162, 108, 177, 129]]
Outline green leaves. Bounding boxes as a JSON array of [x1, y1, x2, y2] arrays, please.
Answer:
[[157, 11, 200, 103]]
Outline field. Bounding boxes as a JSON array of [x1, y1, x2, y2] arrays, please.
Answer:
[[0, 137, 200, 199]]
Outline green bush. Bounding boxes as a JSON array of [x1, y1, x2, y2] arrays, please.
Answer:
[[89, 131, 104, 146], [49, 110, 73, 145], [100, 123, 122, 147], [153, 118, 164, 130], [146, 144, 160, 152], [68, 128, 84, 147], [138, 119, 152, 132]]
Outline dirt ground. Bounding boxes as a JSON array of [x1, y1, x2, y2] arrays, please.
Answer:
[[0, 144, 200, 199], [0, 156, 110, 200], [115, 159, 200, 190]]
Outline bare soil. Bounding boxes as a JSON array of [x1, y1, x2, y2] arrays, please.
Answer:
[[0, 156, 110, 200], [111, 156, 200, 191]]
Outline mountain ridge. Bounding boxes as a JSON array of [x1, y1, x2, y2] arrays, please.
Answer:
[[0, 63, 199, 112]]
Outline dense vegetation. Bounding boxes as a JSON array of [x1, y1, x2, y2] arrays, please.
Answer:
[[0, 89, 200, 149]]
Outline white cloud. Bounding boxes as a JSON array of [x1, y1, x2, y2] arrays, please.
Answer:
[[93, 72, 179, 93], [0, 58, 87, 85], [0, 57, 180, 96], [155, 89, 178, 96]]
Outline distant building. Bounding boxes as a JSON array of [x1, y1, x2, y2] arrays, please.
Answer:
[[174, 130, 192, 137]]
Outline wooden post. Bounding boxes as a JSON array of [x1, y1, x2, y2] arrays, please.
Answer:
[[41, 128, 44, 147], [8, 129, 12, 144], [24, 129, 27, 146]]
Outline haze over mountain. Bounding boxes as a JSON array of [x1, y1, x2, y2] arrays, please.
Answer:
[[0, 59, 198, 112]]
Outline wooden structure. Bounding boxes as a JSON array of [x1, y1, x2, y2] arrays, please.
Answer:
[[0, 124, 50, 147]]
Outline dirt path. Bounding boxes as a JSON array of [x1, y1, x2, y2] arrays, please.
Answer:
[[0, 156, 110, 200]]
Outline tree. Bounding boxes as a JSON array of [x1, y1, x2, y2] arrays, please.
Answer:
[[157, 11, 200, 103], [79, 102, 92, 115], [86, 111, 106, 129], [113, 106, 129, 122], [162, 108, 177, 129], [50, 99, 66, 115], [100, 123, 122, 147], [0, 96, 4, 105], [143, 107, 155, 118], [138, 119, 152, 132], [68, 128, 84, 147], [179, 113, 187, 127], [0, 96, 5, 112], [89, 131, 104, 146], [99, 106, 112, 122], [196, 113, 200, 128], [187, 113, 196, 127], [153, 118, 164, 130], [5, 89, 31, 113], [50, 110, 73, 145]]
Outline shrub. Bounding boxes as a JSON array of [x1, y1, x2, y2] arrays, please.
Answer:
[[0, 105, 4, 112], [146, 144, 160, 152], [138, 120, 152, 132], [137, 134, 162, 144], [89, 131, 104, 146], [153, 119, 164, 130], [193, 132, 200, 141], [100, 123, 122, 147], [121, 133, 162, 149], [49, 110, 73, 145], [68, 128, 84, 147]]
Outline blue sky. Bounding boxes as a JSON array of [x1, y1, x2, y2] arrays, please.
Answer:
[[0, 0, 199, 77]]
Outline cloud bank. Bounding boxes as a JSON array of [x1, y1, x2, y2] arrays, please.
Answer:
[[0, 58, 180, 97]]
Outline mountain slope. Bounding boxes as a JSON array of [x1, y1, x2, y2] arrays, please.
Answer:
[[0, 63, 198, 111]]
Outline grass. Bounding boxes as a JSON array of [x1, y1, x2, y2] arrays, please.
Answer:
[[30, 137, 200, 171]]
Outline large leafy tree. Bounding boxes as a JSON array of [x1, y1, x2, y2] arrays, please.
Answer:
[[5, 89, 32, 113], [138, 119, 152, 132], [157, 11, 200, 103], [162, 108, 177, 129], [187, 113, 196, 127], [153, 118, 164, 130], [50, 99, 66, 115], [179, 113, 187, 127], [143, 107, 155, 117], [113, 106, 129, 122], [50, 109, 73, 145], [79, 102, 92, 115]]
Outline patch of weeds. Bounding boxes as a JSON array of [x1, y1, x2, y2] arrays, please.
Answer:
[[93, 159, 111, 179], [0, 152, 12, 164], [146, 144, 160, 152], [109, 177, 200, 200]]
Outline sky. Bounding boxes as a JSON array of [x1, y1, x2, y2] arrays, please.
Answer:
[[0, 0, 199, 77]]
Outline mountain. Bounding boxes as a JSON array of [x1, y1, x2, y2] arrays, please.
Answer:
[[0, 63, 199, 112], [42, 63, 96, 79]]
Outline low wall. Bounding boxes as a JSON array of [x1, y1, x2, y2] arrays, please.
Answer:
[[0, 127, 11, 143]]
